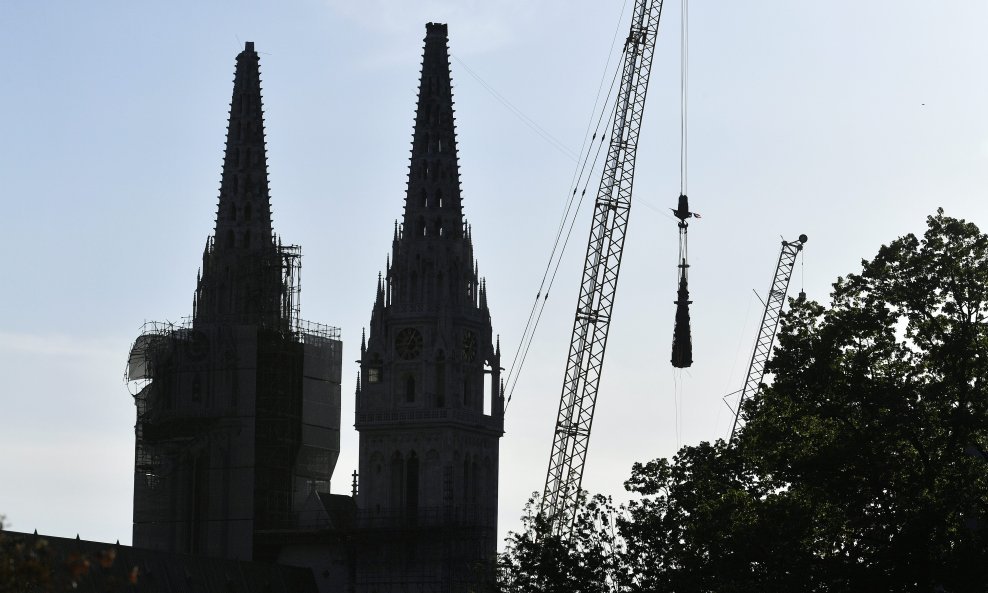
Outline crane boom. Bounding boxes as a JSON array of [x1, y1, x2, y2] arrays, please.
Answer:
[[729, 234, 807, 443], [541, 0, 665, 537]]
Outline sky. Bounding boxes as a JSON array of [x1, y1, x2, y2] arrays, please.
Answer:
[[1, 0, 987, 549]]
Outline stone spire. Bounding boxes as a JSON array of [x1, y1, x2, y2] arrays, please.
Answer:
[[214, 41, 274, 253], [401, 23, 464, 245], [194, 42, 283, 327]]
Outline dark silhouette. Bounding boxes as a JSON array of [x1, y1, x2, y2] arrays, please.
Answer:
[[671, 193, 693, 368], [352, 22, 504, 592], [126, 41, 343, 564]]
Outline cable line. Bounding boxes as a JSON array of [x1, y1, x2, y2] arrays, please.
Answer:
[[502, 6, 633, 413]]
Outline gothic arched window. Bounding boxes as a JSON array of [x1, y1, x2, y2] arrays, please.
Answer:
[[391, 452, 404, 509], [367, 353, 383, 384], [471, 458, 479, 504], [405, 374, 416, 403], [436, 189, 443, 208], [406, 452, 419, 514], [421, 188, 428, 208], [244, 201, 252, 221], [435, 350, 446, 408]]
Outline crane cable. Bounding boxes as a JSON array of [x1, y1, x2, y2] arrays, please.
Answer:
[[679, 0, 689, 196], [504, 66, 623, 414], [672, 0, 690, 443], [503, 1, 632, 414]]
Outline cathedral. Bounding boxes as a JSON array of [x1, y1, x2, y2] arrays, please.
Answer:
[[124, 23, 504, 593]]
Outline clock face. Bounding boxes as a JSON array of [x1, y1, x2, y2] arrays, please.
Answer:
[[462, 331, 477, 362], [394, 328, 423, 360]]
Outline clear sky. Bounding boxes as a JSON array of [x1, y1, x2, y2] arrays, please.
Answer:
[[1, 0, 987, 549]]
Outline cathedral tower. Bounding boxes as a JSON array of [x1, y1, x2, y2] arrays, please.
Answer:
[[128, 42, 342, 562], [354, 23, 504, 592]]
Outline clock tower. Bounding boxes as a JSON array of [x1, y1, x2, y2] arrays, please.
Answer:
[[354, 23, 504, 592]]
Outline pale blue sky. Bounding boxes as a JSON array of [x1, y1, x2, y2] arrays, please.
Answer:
[[1, 0, 987, 548]]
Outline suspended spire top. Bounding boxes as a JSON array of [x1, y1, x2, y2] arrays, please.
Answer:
[[401, 22, 464, 243], [214, 41, 274, 253]]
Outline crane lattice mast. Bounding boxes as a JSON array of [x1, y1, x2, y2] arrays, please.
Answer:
[[729, 234, 807, 444], [541, 0, 665, 537]]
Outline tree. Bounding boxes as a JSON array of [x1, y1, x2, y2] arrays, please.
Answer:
[[498, 492, 622, 593], [621, 210, 988, 592], [502, 211, 988, 592], [739, 209, 988, 590], [0, 515, 138, 592]]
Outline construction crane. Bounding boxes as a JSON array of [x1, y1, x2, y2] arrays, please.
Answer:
[[540, 0, 666, 538], [728, 234, 807, 444]]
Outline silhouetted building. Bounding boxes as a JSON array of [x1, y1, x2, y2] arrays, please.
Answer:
[[353, 23, 504, 592], [126, 42, 343, 562], [124, 25, 501, 592]]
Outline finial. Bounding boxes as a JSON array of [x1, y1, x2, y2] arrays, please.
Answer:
[[496, 334, 501, 357], [361, 328, 367, 355], [355, 371, 361, 396]]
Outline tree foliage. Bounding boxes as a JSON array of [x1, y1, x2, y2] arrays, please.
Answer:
[[498, 492, 623, 593], [500, 211, 988, 592], [0, 516, 138, 592]]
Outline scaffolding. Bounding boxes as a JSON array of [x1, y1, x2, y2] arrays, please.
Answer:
[[125, 239, 342, 555]]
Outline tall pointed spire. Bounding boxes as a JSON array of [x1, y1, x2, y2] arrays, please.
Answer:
[[194, 42, 283, 327], [355, 25, 503, 590], [402, 23, 464, 243], [214, 41, 274, 253]]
